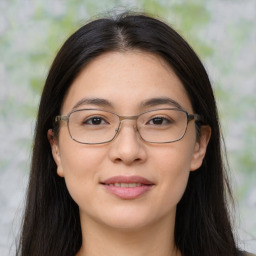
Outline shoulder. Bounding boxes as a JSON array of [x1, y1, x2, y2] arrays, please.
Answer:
[[239, 251, 256, 256], [244, 252, 256, 256]]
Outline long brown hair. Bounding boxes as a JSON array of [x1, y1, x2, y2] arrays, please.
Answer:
[[17, 12, 241, 256]]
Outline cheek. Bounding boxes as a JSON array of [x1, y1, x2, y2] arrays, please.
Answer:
[[58, 139, 107, 201], [159, 150, 190, 194], [153, 143, 194, 178], [60, 148, 102, 177], [58, 127, 107, 176], [150, 142, 195, 206]]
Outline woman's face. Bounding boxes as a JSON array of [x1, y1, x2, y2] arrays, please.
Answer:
[[49, 51, 210, 231]]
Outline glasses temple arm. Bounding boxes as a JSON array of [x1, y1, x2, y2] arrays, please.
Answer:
[[55, 115, 69, 122], [188, 114, 201, 122]]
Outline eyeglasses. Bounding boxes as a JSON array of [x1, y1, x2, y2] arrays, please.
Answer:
[[55, 108, 200, 144]]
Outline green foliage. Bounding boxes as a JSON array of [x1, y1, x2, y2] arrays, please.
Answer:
[[172, 2, 211, 30]]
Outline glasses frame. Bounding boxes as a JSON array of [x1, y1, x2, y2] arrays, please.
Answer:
[[55, 108, 201, 144]]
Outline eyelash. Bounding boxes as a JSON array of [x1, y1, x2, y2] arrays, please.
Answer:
[[83, 116, 109, 125], [147, 116, 172, 125]]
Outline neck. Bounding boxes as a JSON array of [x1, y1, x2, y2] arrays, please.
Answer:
[[77, 214, 181, 256]]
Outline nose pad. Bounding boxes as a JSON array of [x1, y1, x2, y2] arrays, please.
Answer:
[[114, 121, 139, 140]]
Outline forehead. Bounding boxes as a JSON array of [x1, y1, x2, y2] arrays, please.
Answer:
[[61, 51, 192, 114]]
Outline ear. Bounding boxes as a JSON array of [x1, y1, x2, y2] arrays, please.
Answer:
[[190, 125, 211, 171], [47, 129, 64, 177]]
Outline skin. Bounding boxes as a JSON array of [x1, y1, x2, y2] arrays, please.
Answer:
[[48, 51, 211, 256]]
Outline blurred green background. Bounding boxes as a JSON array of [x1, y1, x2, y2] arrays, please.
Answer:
[[0, 0, 255, 254]]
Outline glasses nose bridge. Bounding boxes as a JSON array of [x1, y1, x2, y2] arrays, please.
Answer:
[[117, 114, 139, 131]]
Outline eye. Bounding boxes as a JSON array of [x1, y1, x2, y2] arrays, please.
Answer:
[[147, 117, 172, 125], [83, 116, 109, 125]]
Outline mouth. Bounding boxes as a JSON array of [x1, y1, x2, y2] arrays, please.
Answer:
[[100, 176, 155, 200], [104, 182, 147, 188]]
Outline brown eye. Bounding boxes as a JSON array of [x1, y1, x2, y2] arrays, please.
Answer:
[[147, 117, 172, 125], [83, 117, 108, 125]]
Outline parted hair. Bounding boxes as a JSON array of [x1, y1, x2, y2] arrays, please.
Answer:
[[17, 12, 241, 256]]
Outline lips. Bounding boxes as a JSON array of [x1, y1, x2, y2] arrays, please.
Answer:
[[102, 176, 154, 185], [101, 176, 155, 199]]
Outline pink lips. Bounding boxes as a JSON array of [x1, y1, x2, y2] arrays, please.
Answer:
[[101, 176, 154, 199]]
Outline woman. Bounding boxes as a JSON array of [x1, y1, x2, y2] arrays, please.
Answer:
[[17, 13, 252, 256]]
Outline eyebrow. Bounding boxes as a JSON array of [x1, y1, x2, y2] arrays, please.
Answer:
[[140, 97, 183, 109], [72, 96, 183, 111], [72, 98, 113, 109]]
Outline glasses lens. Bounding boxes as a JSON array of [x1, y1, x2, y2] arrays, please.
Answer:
[[68, 110, 119, 144], [138, 109, 188, 143]]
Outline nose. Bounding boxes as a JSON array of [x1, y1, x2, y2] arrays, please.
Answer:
[[108, 121, 147, 165]]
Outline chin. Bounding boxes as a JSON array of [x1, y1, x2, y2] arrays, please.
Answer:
[[94, 207, 170, 232], [103, 217, 154, 231]]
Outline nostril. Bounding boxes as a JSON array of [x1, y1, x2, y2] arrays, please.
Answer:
[[114, 158, 123, 163]]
